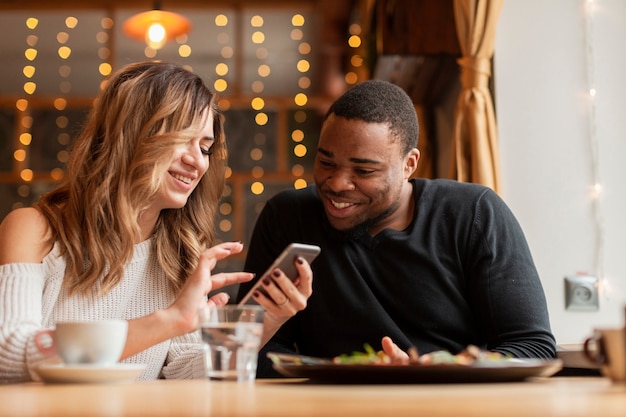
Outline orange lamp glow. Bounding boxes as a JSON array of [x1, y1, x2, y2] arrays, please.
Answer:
[[123, 10, 191, 50]]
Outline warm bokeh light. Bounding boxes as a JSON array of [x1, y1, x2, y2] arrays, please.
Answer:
[[298, 42, 311, 54], [58, 46, 71, 59], [26, 35, 37, 47], [215, 63, 229, 76], [178, 44, 192, 57], [13, 150, 26, 162], [214, 79, 228, 92], [290, 29, 303, 41], [250, 182, 265, 195], [20, 169, 34, 182], [26, 18, 38, 30], [349, 23, 362, 35], [294, 144, 308, 157], [251, 81, 264, 93], [99, 62, 112, 76], [219, 202, 232, 215], [294, 93, 308, 106], [53, 98, 67, 111], [19, 133, 32, 146], [96, 31, 109, 44], [291, 129, 304, 142], [221, 46, 234, 58], [255, 113, 268, 126], [294, 178, 308, 189], [251, 31, 265, 44], [23, 82, 36, 95], [219, 219, 232, 232], [50, 168, 64, 181], [257, 64, 270, 77], [291, 164, 305, 176], [251, 166, 264, 178], [296, 59, 310, 72], [24, 48, 37, 61], [348, 35, 362, 48], [251, 97, 265, 110], [292, 14, 305, 26], [298, 76, 311, 89], [57, 132, 70, 145], [57, 150, 70, 163], [250, 15, 264, 27], [101, 17, 114, 30], [250, 148, 263, 161], [65, 16, 78, 29], [345, 71, 358, 84], [215, 14, 228, 26], [21, 116, 33, 129], [57, 32, 69, 44], [16, 99, 28, 112], [351, 55, 364, 67], [23, 66, 35, 78], [56, 116, 68, 129]]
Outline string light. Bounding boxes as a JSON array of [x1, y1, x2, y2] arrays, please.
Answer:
[[584, 0, 606, 295]]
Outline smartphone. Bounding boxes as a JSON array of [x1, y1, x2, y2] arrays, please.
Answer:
[[238, 243, 321, 306]]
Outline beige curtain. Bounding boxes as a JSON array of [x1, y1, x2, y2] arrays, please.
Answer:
[[450, 0, 503, 194]]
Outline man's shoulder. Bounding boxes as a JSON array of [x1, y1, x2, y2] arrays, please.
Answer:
[[413, 178, 494, 201]]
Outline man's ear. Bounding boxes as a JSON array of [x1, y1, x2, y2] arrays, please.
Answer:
[[404, 148, 420, 179]]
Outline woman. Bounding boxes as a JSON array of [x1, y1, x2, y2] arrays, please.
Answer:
[[0, 61, 313, 382]]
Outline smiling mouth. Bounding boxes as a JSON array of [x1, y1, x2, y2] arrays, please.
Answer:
[[170, 172, 193, 184], [330, 199, 355, 209]]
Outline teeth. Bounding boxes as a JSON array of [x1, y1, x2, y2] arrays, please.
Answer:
[[331, 200, 353, 209], [172, 173, 192, 184]]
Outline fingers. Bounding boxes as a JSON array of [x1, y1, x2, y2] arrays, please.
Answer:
[[203, 241, 245, 262], [254, 256, 313, 310], [210, 271, 254, 291], [207, 292, 230, 307], [381, 336, 410, 364]]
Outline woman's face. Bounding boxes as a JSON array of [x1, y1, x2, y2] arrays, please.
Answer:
[[152, 108, 215, 212]]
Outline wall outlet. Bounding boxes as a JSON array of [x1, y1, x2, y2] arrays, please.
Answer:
[[564, 275, 599, 311]]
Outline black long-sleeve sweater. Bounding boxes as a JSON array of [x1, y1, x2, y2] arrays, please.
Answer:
[[237, 179, 556, 377]]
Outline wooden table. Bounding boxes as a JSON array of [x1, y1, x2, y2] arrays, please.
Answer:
[[0, 377, 624, 417]]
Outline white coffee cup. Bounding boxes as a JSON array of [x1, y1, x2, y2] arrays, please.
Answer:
[[35, 320, 128, 366]]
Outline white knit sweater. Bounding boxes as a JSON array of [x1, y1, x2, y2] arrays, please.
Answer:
[[0, 239, 207, 383]]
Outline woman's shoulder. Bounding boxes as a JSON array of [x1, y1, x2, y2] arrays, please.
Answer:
[[0, 207, 54, 264]]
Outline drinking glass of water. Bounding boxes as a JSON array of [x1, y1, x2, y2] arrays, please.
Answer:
[[199, 305, 265, 382]]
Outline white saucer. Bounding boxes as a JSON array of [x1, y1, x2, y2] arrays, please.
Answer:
[[34, 363, 146, 384]]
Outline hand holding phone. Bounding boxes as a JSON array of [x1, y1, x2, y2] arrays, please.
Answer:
[[238, 243, 321, 306]]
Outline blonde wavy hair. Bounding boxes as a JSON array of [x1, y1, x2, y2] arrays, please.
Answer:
[[37, 61, 226, 296]]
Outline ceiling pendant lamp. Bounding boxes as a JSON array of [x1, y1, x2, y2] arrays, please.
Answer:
[[122, 2, 191, 50]]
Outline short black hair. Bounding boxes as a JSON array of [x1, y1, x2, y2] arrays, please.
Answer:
[[325, 80, 419, 153]]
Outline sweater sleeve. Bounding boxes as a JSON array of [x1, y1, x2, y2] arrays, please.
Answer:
[[0, 263, 58, 383], [160, 331, 207, 380]]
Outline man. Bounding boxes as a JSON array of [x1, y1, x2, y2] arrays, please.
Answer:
[[237, 80, 556, 377]]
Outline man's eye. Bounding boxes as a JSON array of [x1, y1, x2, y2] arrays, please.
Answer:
[[201, 147, 213, 156], [356, 169, 375, 175]]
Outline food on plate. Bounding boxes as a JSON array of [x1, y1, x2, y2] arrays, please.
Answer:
[[332, 344, 510, 366]]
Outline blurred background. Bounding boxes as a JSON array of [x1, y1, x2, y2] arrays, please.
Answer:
[[0, 0, 465, 270]]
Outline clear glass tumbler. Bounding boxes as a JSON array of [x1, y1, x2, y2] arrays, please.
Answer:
[[199, 305, 265, 382]]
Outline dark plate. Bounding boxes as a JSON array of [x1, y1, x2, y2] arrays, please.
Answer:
[[270, 354, 563, 384]]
